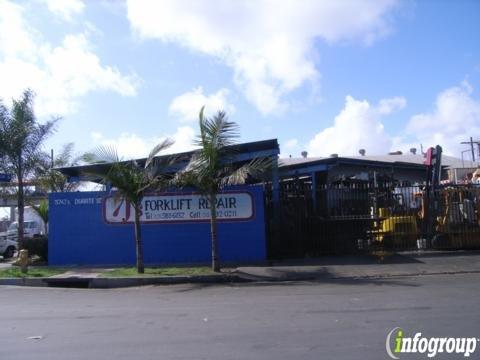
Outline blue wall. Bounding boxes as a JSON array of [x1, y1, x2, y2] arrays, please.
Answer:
[[49, 186, 266, 266]]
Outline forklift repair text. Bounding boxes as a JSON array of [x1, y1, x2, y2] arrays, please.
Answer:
[[103, 192, 254, 224]]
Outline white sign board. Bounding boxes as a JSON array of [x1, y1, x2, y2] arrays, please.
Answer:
[[103, 192, 254, 224]]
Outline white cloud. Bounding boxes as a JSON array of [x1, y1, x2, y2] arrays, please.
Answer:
[[377, 96, 406, 114], [307, 95, 404, 156], [284, 138, 299, 150], [90, 126, 197, 160], [41, 0, 85, 22], [126, 0, 399, 115], [167, 126, 197, 154], [405, 81, 480, 157], [307, 83, 480, 159], [280, 138, 300, 158], [0, 0, 37, 59], [0, 0, 139, 116], [169, 87, 234, 122]]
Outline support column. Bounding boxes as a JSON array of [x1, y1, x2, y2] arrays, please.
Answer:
[[10, 206, 15, 222], [272, 155, 280, 227], [311, 171, 317, 214], [271, 155, 280, 259]]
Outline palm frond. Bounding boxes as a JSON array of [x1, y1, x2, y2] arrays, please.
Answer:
[[146, 152, 180, 179], [23, 150, 50, 174], [212, 112, 239, 148], [145, 138, 174, 169], [221, 165, 248, 186], [194, 110, 239, 150], [28, 118, 58, 149], [82, 145, 136, 196], [82, 140, 178, 205], [55, 142, 75, 167], [221, 157, 273, 186], [28, 199, 48, 224], [11, 89, 36, 127], [83, 145, 120, 164], [198, 106, 207, 147], [181, 107, 250, 193]]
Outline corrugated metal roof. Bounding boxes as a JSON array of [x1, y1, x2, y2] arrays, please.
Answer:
[[57, 138, 280, 179], [279, 157, 325, 167], [279, 154, 479, 169]]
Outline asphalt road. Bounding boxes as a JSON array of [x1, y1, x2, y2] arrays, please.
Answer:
[[1, 274, 479, 360]]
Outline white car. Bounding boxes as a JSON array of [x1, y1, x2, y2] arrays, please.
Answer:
[[7, 221, 45, 240], [0, 232, 17, 259]]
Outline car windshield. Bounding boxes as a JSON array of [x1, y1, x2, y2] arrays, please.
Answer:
[[7, 222, 36, 231], [7, 222, 18, 231]]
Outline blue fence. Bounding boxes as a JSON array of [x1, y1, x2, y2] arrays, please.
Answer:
[[49, 185, 266, 266]]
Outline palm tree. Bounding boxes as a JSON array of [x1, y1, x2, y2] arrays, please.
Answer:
[[35, 143, 81, 193], [178, 107, 271, 272], [29, 199, 48, 236], [83, 139, 174, 274], [0, 90, 57, 246]]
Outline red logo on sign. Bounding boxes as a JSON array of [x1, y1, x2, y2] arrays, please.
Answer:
[[112, 198, 132, 222]]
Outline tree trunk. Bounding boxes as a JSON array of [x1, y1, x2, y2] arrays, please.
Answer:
[[17, 165, 25, 249], [134, 203, 144, 274], [209, 193, 220, 272]]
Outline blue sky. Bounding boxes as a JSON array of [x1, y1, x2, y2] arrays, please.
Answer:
[[0, 0, 479, 160]]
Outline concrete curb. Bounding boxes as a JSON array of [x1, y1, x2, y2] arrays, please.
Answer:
[[232, 270, 480, 282], [1, 270, 480, 288], [89, 274, 243, 288], [0, 274, 245, 288], [0, 277, 51, 287]]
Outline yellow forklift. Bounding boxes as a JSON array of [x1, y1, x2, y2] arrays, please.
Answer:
[[370, 146, 443, 250], [432, 187, 480, 249], [370, 195, 420, 249]]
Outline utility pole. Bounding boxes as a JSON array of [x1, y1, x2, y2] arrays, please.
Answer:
[[461, 137, 480, 163]]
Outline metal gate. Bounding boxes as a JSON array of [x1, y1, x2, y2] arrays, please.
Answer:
[[265, 180, 480, 259]]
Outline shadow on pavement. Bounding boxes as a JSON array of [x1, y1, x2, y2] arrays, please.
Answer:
[[164, 282, 222, 293], [269, 250, 480, 267], [232, 267, 421, 288], [269, 253, 423, 267], [403, 250, 480, 259]]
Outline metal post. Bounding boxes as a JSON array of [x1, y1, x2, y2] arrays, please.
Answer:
[[311, 171, 317, 214], [461, 137, 476, 163], [272, 155, 279, 217], [470, 137, 475, 162], [271, 155, 280, 254]]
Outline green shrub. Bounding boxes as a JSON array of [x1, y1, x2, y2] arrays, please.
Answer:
[[21, 236, 48, 261]]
